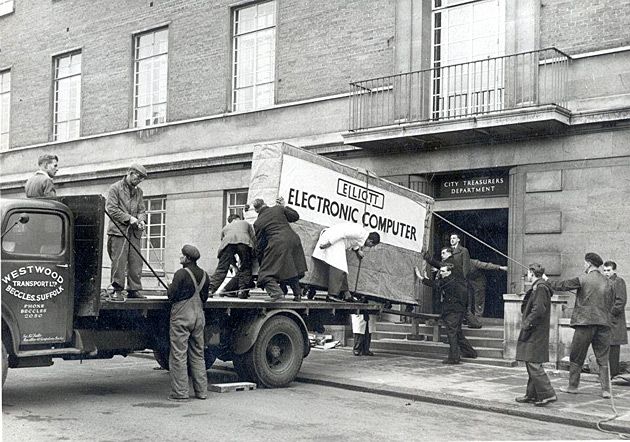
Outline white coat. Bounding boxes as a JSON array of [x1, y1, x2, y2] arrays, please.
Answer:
[[312, 223, 369, 274]]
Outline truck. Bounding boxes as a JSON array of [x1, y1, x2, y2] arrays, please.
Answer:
[[1, 195, 382, 389]]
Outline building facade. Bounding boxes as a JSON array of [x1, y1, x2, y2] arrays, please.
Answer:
[[1, 0, 629, 318]]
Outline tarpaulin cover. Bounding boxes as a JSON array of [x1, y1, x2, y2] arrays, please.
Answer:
[[246, 142, 434, 305]]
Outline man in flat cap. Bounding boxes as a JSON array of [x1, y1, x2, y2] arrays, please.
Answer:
[[105, 163, 148, 302], [167, 245, 210, 401], [25, 153, 59, 198], [545, 252, 614, 397]]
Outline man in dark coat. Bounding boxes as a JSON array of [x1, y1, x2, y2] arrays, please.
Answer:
[[515, 263, 557, 407], [603, 260, 627, 377], [546, 252, 614, 397], [253, 197, 308, 301], [209, 213, 256, 298], [420, 263, 477, 364], [167, 245, 210, 402]]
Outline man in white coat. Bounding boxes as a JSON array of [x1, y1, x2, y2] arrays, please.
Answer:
[[312, 222, 380, 301]]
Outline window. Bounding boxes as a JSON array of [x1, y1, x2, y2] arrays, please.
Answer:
[[2, 212, 64, 256], [432, 0, 505, 118], [226, 190, 248, 221], [0, 0, 14, 16], [53, 51, 82, 141], [141, 197, 166, 271], [232, 1, 276, 112], [133, 28, 168, 128], [0, 70, 10, 150]]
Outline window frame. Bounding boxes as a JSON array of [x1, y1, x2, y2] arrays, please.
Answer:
[[132, 26, 169, 129], [225, 189, 249, 225], [53, 50, 82, 142], [0, 69, 10, 151], [1, 210, 67, 258], [140, 196, 167, 273], [231, 0, 277, 112]]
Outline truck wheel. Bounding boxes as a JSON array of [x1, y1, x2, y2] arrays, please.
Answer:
[[2, 341, 8, 387], [153, 346, 216, 371], [249, 315, 304, 388]]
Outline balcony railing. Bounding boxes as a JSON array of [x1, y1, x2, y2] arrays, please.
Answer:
[[349, 48, 570, 131]]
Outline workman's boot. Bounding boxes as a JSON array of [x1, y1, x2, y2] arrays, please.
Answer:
[[599, 365, 612, 398], [264, 281, 284, 301], [561, 362, 581, 394], [289, 282, 302, 302]]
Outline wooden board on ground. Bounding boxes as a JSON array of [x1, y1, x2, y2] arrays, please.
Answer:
[[247, 142, 434, 306], [208, 382, 257, 393]]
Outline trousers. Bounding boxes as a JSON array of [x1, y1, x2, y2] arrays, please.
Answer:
[[107, 234, 143, 291], [169, 294, 207, 398], [525, 362, 556, 400], [328, 266, 349, 296], [353, 320, 371, 355], [209, 244, 253, 291], [443, 311, 477, 361]]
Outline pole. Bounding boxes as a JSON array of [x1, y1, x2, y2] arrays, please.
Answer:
[[104, 209, 169, 290]]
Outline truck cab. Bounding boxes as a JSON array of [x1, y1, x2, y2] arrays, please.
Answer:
[[1, 196, 104, 385]]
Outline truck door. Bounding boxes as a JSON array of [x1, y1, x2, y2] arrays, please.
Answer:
[[1, 208, 74, 347]]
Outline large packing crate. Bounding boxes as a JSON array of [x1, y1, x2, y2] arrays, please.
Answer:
[[247, 142, 433, 305]]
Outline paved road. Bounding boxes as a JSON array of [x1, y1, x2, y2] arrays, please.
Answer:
[[2, 356, 614, 441]]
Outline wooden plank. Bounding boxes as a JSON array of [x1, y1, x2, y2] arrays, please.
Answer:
[[208, 382, 257, 393]]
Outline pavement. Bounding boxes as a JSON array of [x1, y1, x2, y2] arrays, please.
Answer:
[[219, 348, 630, 435]]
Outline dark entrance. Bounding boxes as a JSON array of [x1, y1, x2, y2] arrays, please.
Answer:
[[432, 208, 508, 318]]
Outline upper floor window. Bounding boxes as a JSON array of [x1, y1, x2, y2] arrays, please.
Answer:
[[53, 51, 82, 141], [0, 70, 10, 150], [232, 1, 276, 112], [141, 197, 166, 271], [133, 28, 168, 128], [226, 189, 248, 222], [0, 0, 14, 16], [432, 0, 505, 118]]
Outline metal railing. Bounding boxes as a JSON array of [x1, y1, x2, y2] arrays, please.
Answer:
[[349, 48, 570, 131]]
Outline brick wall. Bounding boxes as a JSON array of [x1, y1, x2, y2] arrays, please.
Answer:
[[540, 0, 630, 54], [0, 0, 395, 149]]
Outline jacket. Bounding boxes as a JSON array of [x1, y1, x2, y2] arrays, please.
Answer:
[[217, 219, 255, 257], [167, 263, 210, 304], [24, 171, 56, 198], [451, 244, 471, 277], [421, 274, 468, 314], [516, 279, 553, 363], [106, 178, 147, 237], [548, 269, 613, 327], [610, 274, 628, 345]]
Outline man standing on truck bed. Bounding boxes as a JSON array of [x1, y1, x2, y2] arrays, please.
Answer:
[[105, 163, 148, 302], [312, 222, 380, 301], [253, 197, 307, 301], [167, 245, 210, 402], [24, 154, 59, 198]]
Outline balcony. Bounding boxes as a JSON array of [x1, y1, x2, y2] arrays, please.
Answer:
[[345, 48, 572, 149]]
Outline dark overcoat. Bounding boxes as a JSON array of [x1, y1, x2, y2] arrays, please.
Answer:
[[254, 205, 308, 285], [610, 274, 628, 345], [516, 279, 553, 363]]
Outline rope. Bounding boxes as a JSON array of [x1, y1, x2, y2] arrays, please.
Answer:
[[431, 211, 528, 270], [596, 375, 630, 438]]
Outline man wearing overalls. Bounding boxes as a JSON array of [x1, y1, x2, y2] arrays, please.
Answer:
[[167, 245, 210, 401]]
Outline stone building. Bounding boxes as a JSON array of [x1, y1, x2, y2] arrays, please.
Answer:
[[1, 0, 629, 326]]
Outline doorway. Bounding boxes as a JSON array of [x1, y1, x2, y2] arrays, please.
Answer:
[[432, 208, 508, 318]]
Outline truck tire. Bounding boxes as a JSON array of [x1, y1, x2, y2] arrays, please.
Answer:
[[248, 315, 304, 388], [152, 346, 216, 371], [2, 341, 8, 387]]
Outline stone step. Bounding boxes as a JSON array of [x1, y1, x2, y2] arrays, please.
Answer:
[[358, 348, 518, 368], [374, 322, 504, 339], [371, 331, 504, 349], [348, 338, 505, 359]]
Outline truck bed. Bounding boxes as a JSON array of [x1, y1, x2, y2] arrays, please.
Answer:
[[99, 290, 384, 314]]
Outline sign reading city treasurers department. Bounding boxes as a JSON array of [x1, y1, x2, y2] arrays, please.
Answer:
[[436, 172, 509, 199], [278, 155, 427, 252]]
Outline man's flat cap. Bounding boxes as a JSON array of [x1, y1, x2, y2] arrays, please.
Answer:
[[182, 244, 201, 261], [129, 163, 148, 177], [585, 252, 603, 268]]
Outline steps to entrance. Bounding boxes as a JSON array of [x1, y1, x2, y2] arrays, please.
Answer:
[[349, 320, 515, 368]]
